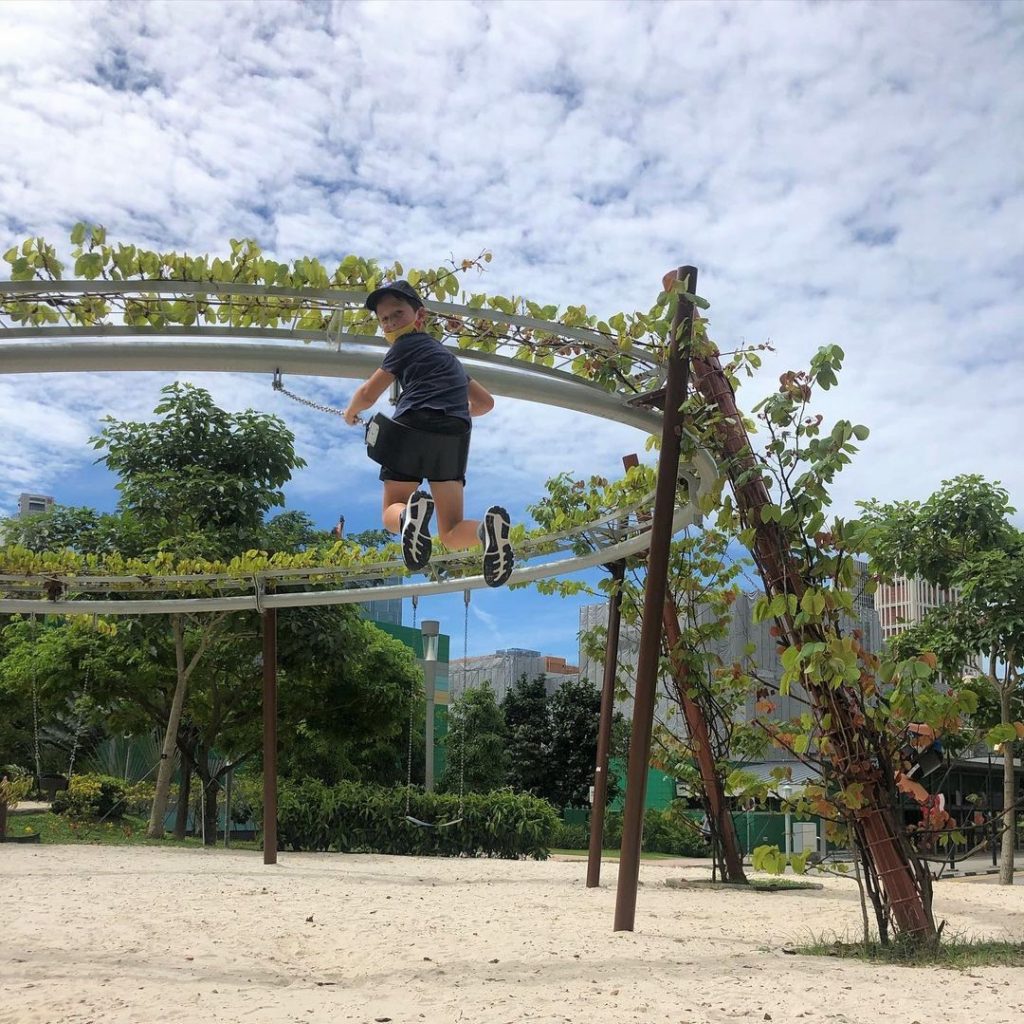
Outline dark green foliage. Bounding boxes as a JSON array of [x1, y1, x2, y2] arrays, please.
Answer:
[[266, 779, 557, 858], [90, 381, 305, 558], [502, 674, 554, 797], [548, 675, 612, 808], [440, 683, 508, 794]]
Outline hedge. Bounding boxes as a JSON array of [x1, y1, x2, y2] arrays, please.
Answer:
[[552, 805, 710, 857], [248, 779, 559, 859]]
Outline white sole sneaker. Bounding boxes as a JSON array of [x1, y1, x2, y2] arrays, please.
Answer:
[[481, 505, 514, 587], [401, 490, 434, 571]]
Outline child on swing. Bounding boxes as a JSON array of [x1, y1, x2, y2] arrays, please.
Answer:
[[343, 280, 514, 588]]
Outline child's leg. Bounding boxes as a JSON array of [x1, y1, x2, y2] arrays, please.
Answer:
[[382, 480, 420, 533], [429, 480, 480, 549]]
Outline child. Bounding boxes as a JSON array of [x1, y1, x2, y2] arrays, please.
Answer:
[[343, 279, 515, 588]]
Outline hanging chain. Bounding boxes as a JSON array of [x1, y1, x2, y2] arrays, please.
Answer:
[[272, 370, 350, 420], [66, 658, 92, 780], [405, 594, 420, 816], [30, 614, 42, 783], [457, 590, 470, 814]]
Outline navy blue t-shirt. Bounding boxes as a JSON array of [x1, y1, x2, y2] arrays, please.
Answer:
[[381, 331, 471, 425]]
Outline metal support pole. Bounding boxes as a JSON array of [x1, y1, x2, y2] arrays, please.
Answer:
[[262, 607, 278, 865], [587, 557, 626, 888], [613, 266, 697, 932]]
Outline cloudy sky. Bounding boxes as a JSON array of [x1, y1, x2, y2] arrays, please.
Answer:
[[1, 0, 1021, 662]]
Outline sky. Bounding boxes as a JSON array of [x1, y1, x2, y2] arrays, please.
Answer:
[[1, 0, 1022, 663]]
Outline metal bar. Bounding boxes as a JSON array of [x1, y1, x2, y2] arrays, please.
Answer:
[[0, 339, 664, 435], [613, 266, 697, 932], [262, 607, 278, 866], [587, 556, 626, 888], [0, 500, 705, 616]]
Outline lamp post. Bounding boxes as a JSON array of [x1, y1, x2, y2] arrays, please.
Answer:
[[780, 783, 794, 863], [421, 620, 440, 793]]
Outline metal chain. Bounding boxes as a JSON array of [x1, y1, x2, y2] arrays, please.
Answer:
[[66, 658, 92, 779], [272, 371, 349, 420], [405, 595, 419, 816], [30, 615, 42, 783], [457, 589, 470, 815]]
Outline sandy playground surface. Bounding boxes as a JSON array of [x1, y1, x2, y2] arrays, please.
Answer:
[[1, 846, 1022, 1024]]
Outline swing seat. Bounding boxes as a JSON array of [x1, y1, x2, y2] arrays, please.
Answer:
[[364, 413, 470, 481], [405, 814, 463, 830]]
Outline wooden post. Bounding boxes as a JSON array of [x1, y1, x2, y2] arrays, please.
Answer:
[[587, 557, 626, 887], [262, 607, 278, 866], [613, 266, 697, 931]]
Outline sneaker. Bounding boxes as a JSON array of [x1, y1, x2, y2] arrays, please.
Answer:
[[401, 490, 434, 571], [480, 505, 514, 588]]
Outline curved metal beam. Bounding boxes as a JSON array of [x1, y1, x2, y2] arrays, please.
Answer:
[[0, 501, 698, 615], [0, 339, 665, 435]]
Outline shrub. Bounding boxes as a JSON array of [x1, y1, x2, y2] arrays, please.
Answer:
[[602, 805, 710, 857], [250, 779, 558, 859], [1, 767, 32, 811], [51, 773, 131, 820], [552, 821, 590, 850]]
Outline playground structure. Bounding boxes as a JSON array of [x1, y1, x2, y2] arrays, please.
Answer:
[[0, 268, 714, 931]]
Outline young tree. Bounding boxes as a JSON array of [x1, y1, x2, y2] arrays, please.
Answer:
[[88, 383, 306, 837], [440, 683, 508, 794], [858, 475, 1024, 884]]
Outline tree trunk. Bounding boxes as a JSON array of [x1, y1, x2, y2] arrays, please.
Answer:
[[146, 615, 191, 839], [1000, 685, 1016, 886], [202, 775, 220, 847], [662, 600, 747, 883], [173, 765, 191, 840], [690, 346, 936, 942]]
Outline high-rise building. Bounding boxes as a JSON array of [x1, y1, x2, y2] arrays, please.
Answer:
[[578, 574, 882, 733], [17, 493, 55, 517], [873, 574, 958, 640], [449, 649, 579, 703]]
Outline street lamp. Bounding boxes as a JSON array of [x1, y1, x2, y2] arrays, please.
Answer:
[[421, 620, 440, 792], [780, 783, 794, 862]]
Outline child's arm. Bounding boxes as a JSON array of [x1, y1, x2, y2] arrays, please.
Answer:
[[343, 369, 394, 425], [468, 379, 495, 417]]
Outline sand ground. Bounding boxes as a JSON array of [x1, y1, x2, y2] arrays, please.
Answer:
[[1, 845, 1022, 1024]]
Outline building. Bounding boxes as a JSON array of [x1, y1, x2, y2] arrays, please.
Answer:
[[578, 575, 882, 734], [17, 493, 54, 517], [449, 649, 579, 703], [874, 573, 959, 640]]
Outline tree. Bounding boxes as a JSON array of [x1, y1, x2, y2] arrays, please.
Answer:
[[440, 683, 508, 794], [547, 676, 620, 809], [502, 674, 554, 798], [88, 382, 307, 837], [858, 476, 1024, 884]]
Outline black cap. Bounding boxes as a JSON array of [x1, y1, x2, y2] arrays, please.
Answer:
[[364, 279, 424, 312]]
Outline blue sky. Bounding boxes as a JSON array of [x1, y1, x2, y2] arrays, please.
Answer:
[[1, 0, 1022, 662]]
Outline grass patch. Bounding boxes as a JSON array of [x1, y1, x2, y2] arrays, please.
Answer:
[[549, 848, 682, 861], [792, 934, 1024, 968], [747, 877, 822, 892], [9, 812, 259, 850]]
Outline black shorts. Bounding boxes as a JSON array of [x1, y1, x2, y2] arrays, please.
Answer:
[[378, 408, 471, 484]]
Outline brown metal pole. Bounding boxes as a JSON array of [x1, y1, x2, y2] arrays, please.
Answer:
[[262, 607, 278, 865], [613, 266, 697, 931], [586, 557, 626, 887]]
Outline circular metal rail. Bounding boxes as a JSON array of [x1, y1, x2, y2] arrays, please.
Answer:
[[0, 284, 714, 615]]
